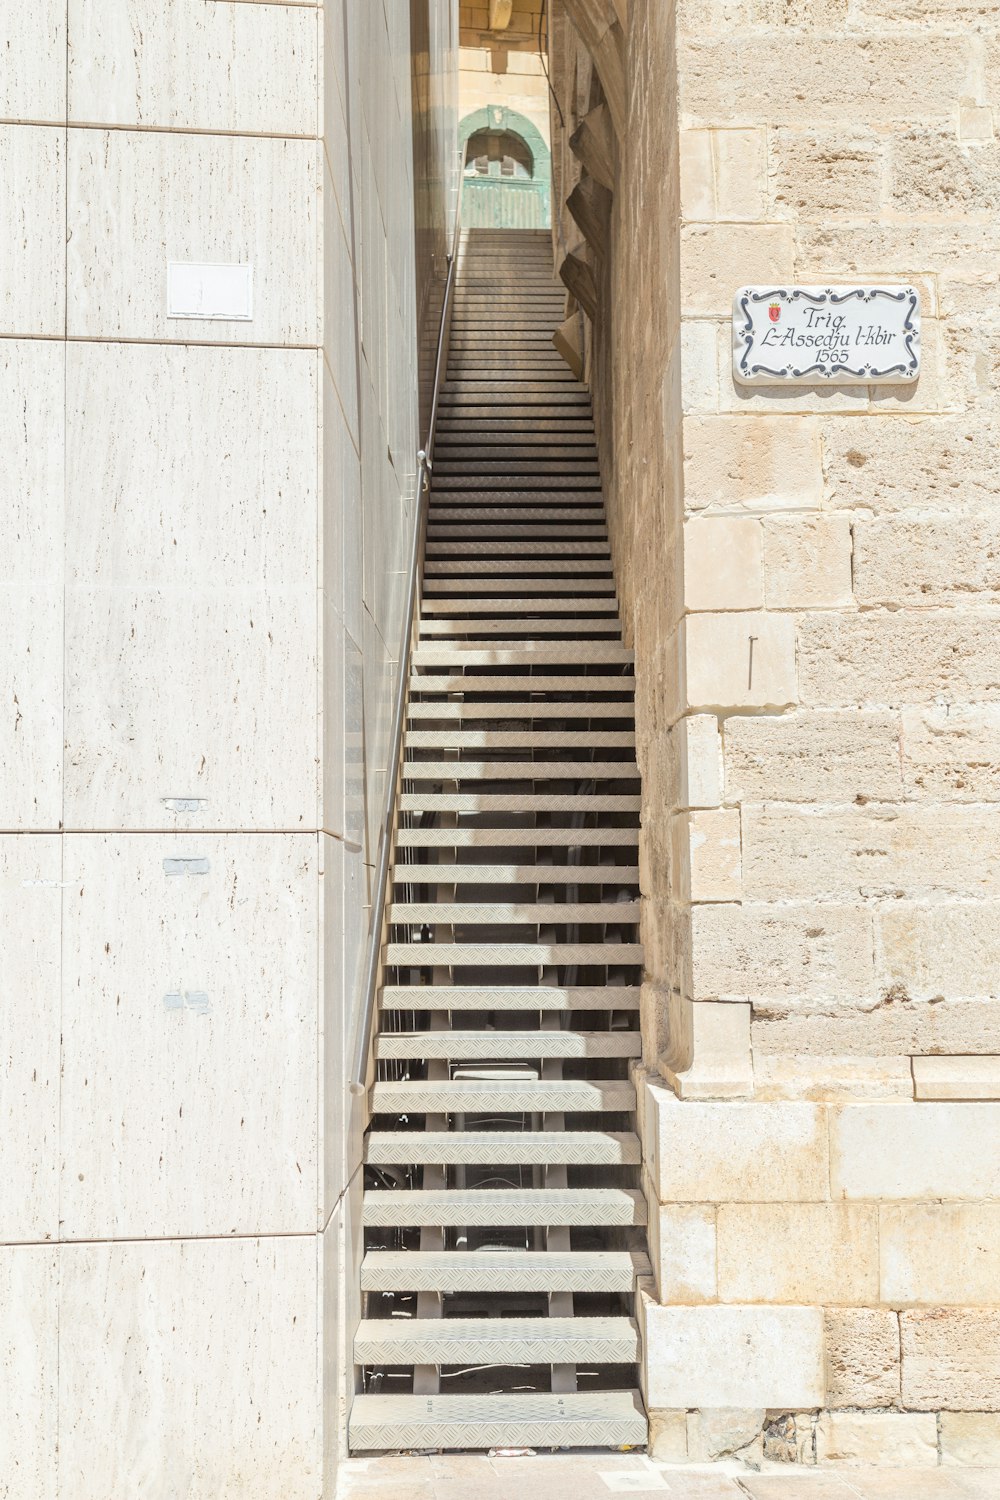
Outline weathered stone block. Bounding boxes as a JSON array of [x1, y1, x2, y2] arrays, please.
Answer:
[[770, 130, 883, 222], [643, 1302, 824, 1410], [753, 999, 1000, 1056], [680, 127, 767, 221], [680, 36, 972, 127], [881, 1204, 1000, 1304], [684, 516, 763, 611], [889, 130, 1000, 219], [823, 415, 1000, 516], [672, 808, 741, 902], [816, 1411, 937, 1467], [753, 1054, 912, 1102], [724, 710, 901, 804], [678, 713, 723, 808], [716, 1203, 878, 1304], [913, 1055, 1000, 1101], [742, 804, 1000, 902], [877, 903, 1000, 1000], [681, 223, 793, 316], [681, 320, 721, 413], [687, 1407, 764, 1462], [854, 515, 1000, 606], [799, 611, 1000, 707], [824, 1307, 901, 1409], [691, 901, 877, 1006], [940, 1412, 1000, 1467], [661, 998, 753, 1100], [643, 1079, 828, 1203], [762, 515, 853, 609], [647, 1409, 688, 1462], [683, 611, 797, 713], [653, 1203, 718, 1303], [831, 1102, 1000, 1200], [901, 1309, 1000, 1411], [684, 415, 823, 514], [901, 705, 1000, 801]]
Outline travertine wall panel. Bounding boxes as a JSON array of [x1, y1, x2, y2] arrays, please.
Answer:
[[0, 340, 64, 585], [66, 130, 319, 345], [0, 4, 66, 122], [59, 835, 319, 1240], [58, 1238, 319, 1497], [0, 127, 65, 337], [0, 588, 63, 830], [0, 839, 60, 1243], [0, 1246, 57, 1500], [68, 0, 319, 135]]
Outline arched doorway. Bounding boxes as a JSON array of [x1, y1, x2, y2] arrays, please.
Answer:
[[459, 106, 551, 228]]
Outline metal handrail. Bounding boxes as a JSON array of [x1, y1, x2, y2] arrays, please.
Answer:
[[349, 143, 467, 1096]]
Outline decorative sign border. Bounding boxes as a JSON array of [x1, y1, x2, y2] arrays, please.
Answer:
[[732, 285, 921, 386]]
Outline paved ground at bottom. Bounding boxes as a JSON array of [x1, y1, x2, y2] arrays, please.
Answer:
[[336, 1452, 1000, 1500]]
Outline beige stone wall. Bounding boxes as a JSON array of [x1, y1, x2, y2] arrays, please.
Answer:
[[550, 0, 1000, 1452], [460, 45, 552, 142]]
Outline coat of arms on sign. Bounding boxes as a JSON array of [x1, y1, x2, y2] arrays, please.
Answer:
[[769, 302, 781, 322]]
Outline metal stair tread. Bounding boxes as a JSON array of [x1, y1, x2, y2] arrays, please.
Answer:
[[386, 940, 642, 964], [375, 1031, 641, 1059], [354, 1316, 640, 1364], [401, 759, 637, 778], [404, 729, 636, 745], [389, 900, 639, 921], [380, 985, 640, 1009], [371, 1077, 636, 1111], [397, 793, 641, 812], [388, 864, 640, 884], [360, 1249, 639, 1291], [362, 1187, 646, 1226], [396, 827, 639, 845], [348, 1390, 647, 1451], [364, 1129, 641, 1161]]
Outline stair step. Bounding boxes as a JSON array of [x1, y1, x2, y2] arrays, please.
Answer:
[[413, 644, 632, 664], [405, 730, 635, 747], [381, 985, 640, 1010], [365, 1128, 641, 1162], [389, 864, 640, 885], [397, 793, 640, 813], [390, 901, 640, 924], [396, 827, 639, 847], [416, 621, 623, 638], [360, 1249, 639, 1292], [424, 560, 611, 575], [372, 1077, 636, 1115], [348, 1390, 648, 1452], [424, 578, 615, 593], [401, 760, 637, 779], [427, 510, 605, 525], [407, 701, 635, 719], [354, 1316, 639, 1366], [376, 1030, 640, 1060], [386, 941, 642, 966], [410, 675, 631, 694], [362, 1187, 646, 1226]]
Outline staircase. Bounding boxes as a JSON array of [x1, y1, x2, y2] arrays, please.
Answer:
[[349, 229, 649, 1454]]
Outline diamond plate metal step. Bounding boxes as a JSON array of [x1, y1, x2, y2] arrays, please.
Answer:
[[380, 985, 640, 1010], [386, 942, 642, 967], [354, 1317, 639, 1366], [360, 1250, 638, 1293], [389, 865, 640, 885], [397, 793, 640, 814], [348, 1390, 647, 1452], [375, 1031, 640, 1060], [404, 730, 636, 747], [395, 827, 640, 847], [362, 1187, 646, 1227], [364, 1130, 641, 1163], [391, 899, 639, 921], [406, 701, 635, 719], [370, 1078, 636, 1113], [401, 761, 637, 780]]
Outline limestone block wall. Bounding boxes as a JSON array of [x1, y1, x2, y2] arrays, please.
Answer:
[[0, 2, 456, 1495], [551, 0, 1000, 1459]]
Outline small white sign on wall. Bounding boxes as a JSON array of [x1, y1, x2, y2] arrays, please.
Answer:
[[733, 285, 920, 386], [167, 262, 254, 321]]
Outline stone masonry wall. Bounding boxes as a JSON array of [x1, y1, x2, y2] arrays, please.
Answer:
[[552, 0, 1000, 1462]]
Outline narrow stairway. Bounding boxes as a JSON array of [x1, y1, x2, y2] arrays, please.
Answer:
[[350, 229, 649, 1454]]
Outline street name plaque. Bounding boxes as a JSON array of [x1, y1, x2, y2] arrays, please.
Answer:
[[732, 285, 920, 386]]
